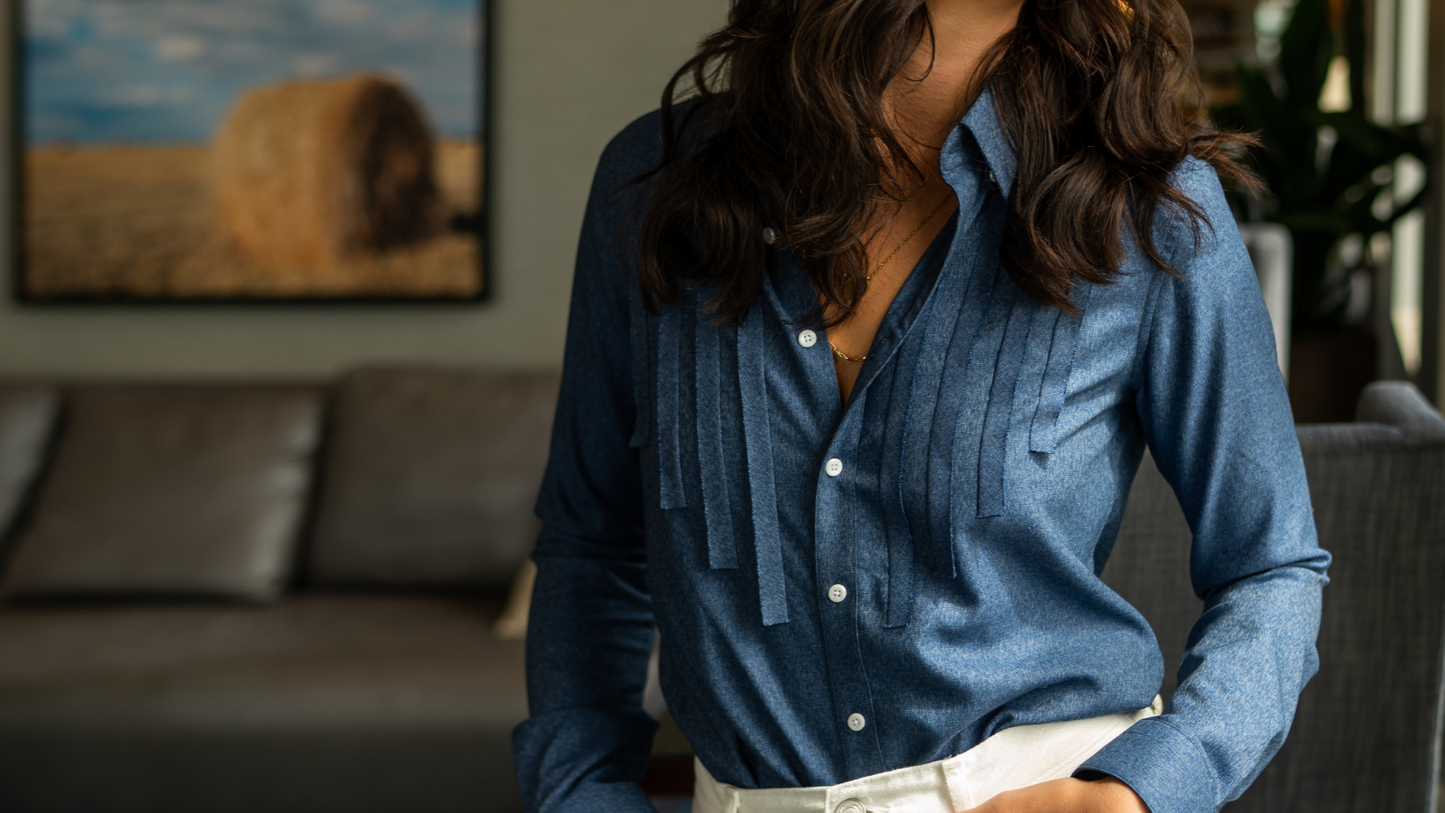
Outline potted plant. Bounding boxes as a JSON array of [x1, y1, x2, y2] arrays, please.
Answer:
[[1211, 0, 1428, 419]]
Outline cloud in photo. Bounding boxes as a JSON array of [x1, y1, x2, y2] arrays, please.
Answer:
[[25, 0, 481, 145]]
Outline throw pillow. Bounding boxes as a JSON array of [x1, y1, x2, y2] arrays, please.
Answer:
[[0, 386, 322, 602]]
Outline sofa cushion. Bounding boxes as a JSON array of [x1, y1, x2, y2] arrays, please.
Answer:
[[308, 367, 559, 590], [0, 387, 60, 544], [0, 595, 524, 721], [0, 386, 322, 602], [0, 595, 527, 813]]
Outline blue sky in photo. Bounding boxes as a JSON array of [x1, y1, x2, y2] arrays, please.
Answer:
[[25, 0, 482, 145]]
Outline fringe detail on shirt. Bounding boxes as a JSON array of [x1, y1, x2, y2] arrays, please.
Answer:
[[738, 302, 789, 626], [657, 302, 688, 510], [1029, 285, 1094, 453], [885, 186, 992, 628], [627, 286, 651, 449], [976, 291, 1037, 518], [898, 251, 989, 615], [996, 303, 1063, 500], [880, 323, 925, 629], [946, 267, 1016, 530], [695, 308, 738, 570]]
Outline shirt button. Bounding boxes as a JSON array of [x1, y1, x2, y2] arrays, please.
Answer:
[[847, 713, 866, 731], [762, 226, 778, 244], [836, 801, 866, 813], [798, 329, 817, 348], [825, 458, 843, 477], [828, 584, 847, 603]]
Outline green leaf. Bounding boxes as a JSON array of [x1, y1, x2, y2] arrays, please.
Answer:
[[1278, 0, 1332, 104], [1345, 0, 1367, 108], [1320, 112, 1429, 163], [1277, 211, 1350, 232]]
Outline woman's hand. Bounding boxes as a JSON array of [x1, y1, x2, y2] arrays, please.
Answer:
[[962, 777, 1149, 813]]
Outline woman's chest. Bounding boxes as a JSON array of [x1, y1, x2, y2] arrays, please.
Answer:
[[633, 220, 1157, 627]]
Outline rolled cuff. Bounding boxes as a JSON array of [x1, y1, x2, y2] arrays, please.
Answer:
[[1075, 716, 1220, 813], [512, 707, 659, 813]]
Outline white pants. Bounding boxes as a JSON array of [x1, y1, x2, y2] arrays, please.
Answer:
[[692, 696, 1163, 813]]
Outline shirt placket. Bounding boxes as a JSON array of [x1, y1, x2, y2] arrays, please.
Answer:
[[801, 158, 987, 779], [809, 407, 888, 778], [759, 254, 884, 777]]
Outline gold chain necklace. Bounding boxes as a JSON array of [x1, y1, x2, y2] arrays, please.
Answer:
[[829, 191, 954, 363]]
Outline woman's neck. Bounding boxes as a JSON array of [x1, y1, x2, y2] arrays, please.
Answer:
[[886, 0, 1025, 154]]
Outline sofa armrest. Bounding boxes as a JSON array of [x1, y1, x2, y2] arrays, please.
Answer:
[[1354, 381, 1445, 444]]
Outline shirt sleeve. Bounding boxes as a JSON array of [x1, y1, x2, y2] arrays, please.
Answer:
[[510, 122, 660, 813], [1074, 160, 1332, 813]]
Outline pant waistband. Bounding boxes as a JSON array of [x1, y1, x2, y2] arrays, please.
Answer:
[[692, 696, 1162, 813]]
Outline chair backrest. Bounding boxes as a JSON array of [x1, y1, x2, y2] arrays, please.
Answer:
[[1102, 381, 1445, 813]]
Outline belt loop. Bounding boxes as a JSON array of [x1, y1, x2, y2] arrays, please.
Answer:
[[691, 757, 742, 813], [942, 753, 974, 813]]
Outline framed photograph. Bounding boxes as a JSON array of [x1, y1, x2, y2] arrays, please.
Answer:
[[15, 0, 488, 303]]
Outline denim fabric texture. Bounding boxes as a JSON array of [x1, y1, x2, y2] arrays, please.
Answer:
[[512, 91, 1331, 813]]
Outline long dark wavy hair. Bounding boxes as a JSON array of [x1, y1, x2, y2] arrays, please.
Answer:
[[633, 0, 1256, 323]]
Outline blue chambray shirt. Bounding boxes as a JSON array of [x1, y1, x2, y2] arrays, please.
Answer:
[[513, 91, 1331, 813]]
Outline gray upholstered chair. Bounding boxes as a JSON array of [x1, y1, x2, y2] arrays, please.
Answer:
[[1103, 381, 1445, 812]]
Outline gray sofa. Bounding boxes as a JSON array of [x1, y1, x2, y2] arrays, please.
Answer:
[[0, 368, 560, 813], [0, 369, 1438, 813]]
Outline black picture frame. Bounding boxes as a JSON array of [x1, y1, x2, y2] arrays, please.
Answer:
[[11, 0, 491, 305]]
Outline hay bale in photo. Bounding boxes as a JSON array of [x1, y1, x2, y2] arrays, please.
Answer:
[[213, 74, 442, 269]]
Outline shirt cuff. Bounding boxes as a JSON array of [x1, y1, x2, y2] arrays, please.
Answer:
[[1074, 716, 1219, 813], [512, 707, 659, 813], [532, 782, 656, 813]]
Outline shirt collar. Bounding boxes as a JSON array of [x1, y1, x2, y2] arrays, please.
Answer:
[[942, 87, 1016, 199]]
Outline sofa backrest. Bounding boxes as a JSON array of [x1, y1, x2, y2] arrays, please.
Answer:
[[1103, 381, 1445, 813], [0, 387, 60, 551], [306, 367, 561, 592], [0, 385, 324, 603], [0, 369, 562, 602]]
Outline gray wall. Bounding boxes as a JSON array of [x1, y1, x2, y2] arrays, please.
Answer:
[[0, 0, 727, 379]]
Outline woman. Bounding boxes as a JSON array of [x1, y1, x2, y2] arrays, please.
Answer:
[[513, 0, 1330, 811]]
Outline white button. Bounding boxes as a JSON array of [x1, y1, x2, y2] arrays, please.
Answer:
[[798, 329, 817, 348], [762, 227, 778, 244], [828, 584, 848, 603], [847, 713, 866, 731], [836, 801, 867, 813], [825, 458, 843, 477]]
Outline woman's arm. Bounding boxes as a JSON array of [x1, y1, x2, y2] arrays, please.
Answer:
[[1071, 160, 1332, 813], [511, 120, 662, 813]]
